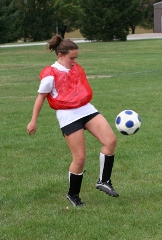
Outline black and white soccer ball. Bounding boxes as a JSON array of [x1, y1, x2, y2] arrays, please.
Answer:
[[115, 110, 141, 135]]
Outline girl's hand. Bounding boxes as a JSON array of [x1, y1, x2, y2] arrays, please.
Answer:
[[27, 121, 37, 135]]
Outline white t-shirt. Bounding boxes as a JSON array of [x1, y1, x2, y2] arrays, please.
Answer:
[[38, 61, 98, 128]]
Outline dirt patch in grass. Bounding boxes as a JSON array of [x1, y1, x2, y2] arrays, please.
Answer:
[[88, 75, 111, 79]]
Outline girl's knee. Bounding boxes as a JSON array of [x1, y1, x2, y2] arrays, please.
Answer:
[[105, 133, 117, 150], [112, 134, 117, 147], [73, 154, 85, 167]]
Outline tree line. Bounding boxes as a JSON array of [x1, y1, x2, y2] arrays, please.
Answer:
[[0, 0, 159, 44]]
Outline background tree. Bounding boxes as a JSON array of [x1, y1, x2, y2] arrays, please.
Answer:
[[0, 0, 19, 44], [16, 0, 81, 41], [52, 0, 81, 38], [139, 0, 159, 30], [79, 0, 155, 41], [17, 0, 55, 42], [129, 0, 144, 34]]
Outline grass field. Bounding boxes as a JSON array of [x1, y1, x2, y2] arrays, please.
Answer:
[[0, 39, 162, 240]]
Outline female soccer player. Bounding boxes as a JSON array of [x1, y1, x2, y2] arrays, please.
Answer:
[[27, 34, 119, 207]]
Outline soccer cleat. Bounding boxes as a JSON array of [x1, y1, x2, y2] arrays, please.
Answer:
[[66, 194, 84, 207], [96, 179, 119, 197]]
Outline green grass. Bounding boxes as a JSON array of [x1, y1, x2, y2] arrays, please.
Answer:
[[1, 39, 162, 240]]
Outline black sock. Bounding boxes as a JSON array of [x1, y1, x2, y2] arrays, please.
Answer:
[[99, 153, 114, 182], [68, 172, 83, 196]]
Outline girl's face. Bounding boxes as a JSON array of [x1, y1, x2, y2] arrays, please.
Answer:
[[58, 49, 78, 69]]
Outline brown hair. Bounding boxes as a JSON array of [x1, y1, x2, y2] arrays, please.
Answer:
[[48, 34, 78, 56]]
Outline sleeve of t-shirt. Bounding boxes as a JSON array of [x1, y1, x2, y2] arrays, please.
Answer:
[[38, 76, 54, 93]]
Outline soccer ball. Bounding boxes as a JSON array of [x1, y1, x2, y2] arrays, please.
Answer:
[[115, 110, 141, 135]]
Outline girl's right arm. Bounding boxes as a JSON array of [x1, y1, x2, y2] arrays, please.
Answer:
[[27, 93, 48, 135]]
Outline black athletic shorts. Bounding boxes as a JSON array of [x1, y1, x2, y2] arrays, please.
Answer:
[[61, 112, 100, 136]]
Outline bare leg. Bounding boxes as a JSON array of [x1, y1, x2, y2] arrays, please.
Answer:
[[65, 129, 86, 205], [85, 114, 117, 154], [85, 114, 119, 197], [64, 128, 86, 174]]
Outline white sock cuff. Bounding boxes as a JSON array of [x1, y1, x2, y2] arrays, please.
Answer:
[[99, 153, 105, 181], [69, 171, 83, 175], [69, 171, 83, 183]]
